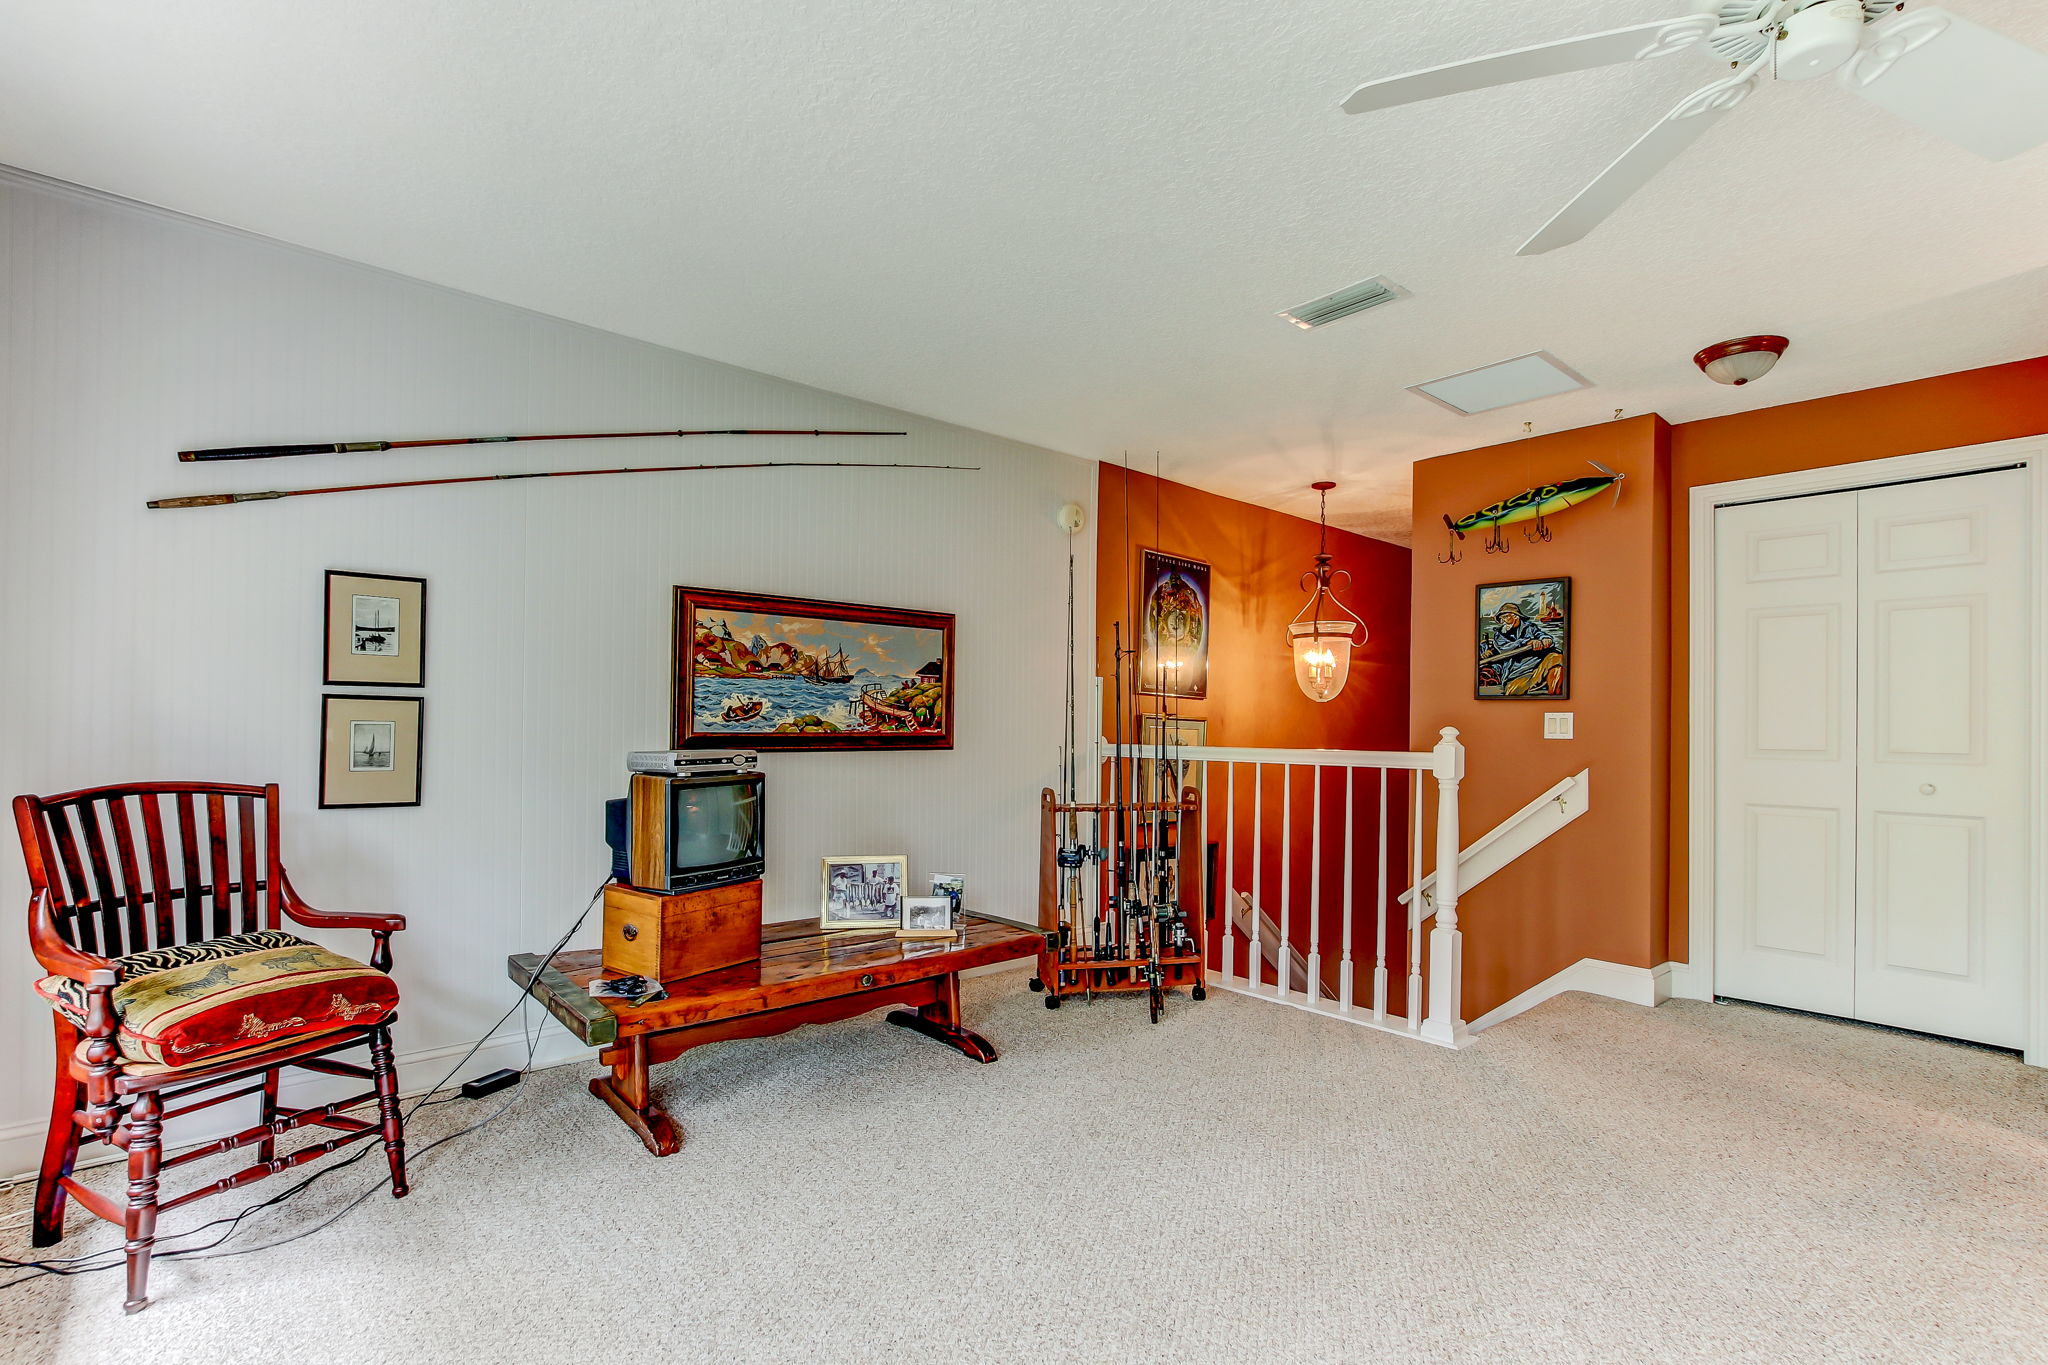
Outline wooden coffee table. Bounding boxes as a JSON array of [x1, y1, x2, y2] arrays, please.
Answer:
[[507, 914, 1046, 1155]]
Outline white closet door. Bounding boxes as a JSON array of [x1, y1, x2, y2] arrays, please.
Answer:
[[1714, 491, 1861, 1017], [1854, 470, 2030, 1047]]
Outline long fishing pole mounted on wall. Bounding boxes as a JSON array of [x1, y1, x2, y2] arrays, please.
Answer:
[[146, 426, 973, 509], [177, 426, 908, 462]]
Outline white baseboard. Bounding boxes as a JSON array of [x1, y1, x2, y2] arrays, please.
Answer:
[[1469, 958, 1679, 1034], [1662, 959, 1710, 1002]]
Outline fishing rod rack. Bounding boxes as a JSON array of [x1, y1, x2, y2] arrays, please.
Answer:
[[1029, 787, 1206, 1023]]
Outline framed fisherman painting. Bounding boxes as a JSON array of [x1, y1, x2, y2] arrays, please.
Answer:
[[1475, 578, 1570, 700], [1136, 549, 1210, 699], [673, 587, 955, 752]]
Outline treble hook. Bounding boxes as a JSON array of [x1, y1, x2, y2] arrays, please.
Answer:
[[1484, 523, 1509, 555], [1437, 534, 1463, 565], [1523, 509, 1552, 544]]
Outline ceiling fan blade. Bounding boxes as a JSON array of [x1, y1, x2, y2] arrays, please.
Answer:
[[1837, 6, 2048, 161], [1340, 13, 1719, 115], [1517, 68, 1762, 256]]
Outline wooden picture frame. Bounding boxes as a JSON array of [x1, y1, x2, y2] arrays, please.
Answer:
[[896, 896, 956, 941], [819, 854, 907, 931], [319, 694, 424, 808], [674, 587, 954, 752], [324, 571, 426, 688], [1475, 577, 1571, 701], [1135, 549, 1210, 699]]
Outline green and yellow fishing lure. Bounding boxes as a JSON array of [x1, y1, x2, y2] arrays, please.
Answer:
[[1441, 461, 1624, 561]]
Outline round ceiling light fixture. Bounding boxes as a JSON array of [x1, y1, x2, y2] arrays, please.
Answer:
[[1694, 335, 1790, 386]]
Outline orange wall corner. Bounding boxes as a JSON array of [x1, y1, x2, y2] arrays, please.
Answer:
[[1411, 416, 1673, 1018]]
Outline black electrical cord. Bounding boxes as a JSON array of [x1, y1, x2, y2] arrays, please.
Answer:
[[0, 877, 608, 1290]]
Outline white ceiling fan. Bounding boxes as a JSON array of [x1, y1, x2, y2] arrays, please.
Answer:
[[1341, 2, 2048, 254]]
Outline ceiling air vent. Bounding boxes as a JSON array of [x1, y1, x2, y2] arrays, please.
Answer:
[[1279, 275, 1408, 330]]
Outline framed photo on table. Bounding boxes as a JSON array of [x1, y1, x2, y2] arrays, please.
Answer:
[[324, 571, 426, 687], [819, 854, 907, 931], [320, 694, 424, 809]]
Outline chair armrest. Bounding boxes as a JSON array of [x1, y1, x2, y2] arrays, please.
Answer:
[[277, 868, 407, 934], [27, 889, 118, 988], [278, 869, 404, 973]]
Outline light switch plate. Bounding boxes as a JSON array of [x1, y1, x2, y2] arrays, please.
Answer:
[[1543, 712, 1574, 740]]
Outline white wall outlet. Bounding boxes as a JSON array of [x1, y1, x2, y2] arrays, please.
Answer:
[[1543, 712, 1574, 740]]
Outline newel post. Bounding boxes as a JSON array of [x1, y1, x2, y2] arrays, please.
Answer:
[[1422, 727, 1468, 1046]]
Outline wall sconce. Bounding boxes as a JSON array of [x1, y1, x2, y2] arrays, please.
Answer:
[[1694, 335, 1789, 386], [1288, 481, 1368, 703]]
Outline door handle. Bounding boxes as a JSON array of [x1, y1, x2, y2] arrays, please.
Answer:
[[1919, 783, 1937, 796]]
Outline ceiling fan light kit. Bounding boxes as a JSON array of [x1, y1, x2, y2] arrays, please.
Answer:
[[1339, 2, 2048, 254], [1694, 335, 1790, 384]]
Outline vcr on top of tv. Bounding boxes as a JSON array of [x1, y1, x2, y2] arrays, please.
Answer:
[[628, 749, 759, 776]]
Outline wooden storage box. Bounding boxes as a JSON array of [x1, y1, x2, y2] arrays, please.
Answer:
[[601, 880, 762, 983]]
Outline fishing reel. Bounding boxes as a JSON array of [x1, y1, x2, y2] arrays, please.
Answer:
[[1056, 841, 1100, 871]]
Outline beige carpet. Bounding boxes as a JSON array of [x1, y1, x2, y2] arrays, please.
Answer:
[[5, 977, 2048, 1364]]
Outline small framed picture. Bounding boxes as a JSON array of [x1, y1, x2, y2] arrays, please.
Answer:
[[1475, 577, 1570, 700], [324, 571, 426, 688], [929, 873, 965, 911], [897, 896, 956, 941], [320, 694, 424, 808], [820, 855, 906, 931]]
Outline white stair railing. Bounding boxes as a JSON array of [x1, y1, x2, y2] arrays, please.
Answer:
[[1402, 769, 1590, 920], [1098, 727, 1469, 1047]]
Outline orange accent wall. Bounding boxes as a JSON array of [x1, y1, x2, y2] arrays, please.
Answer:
[[1097, 466, 1410, 751], [1409, 354, 2048, 1020], [1409, 417, 1671, 1018], [1665, 355, 2048, 953]]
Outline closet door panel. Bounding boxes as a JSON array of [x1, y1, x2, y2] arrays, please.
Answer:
[[1714, 492, 1860, 1017], [1854, 470, 2029, 1047]]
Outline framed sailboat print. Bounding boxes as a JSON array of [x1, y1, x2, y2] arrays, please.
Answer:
[[319, 694, 424, 808], [673, 587, 955, 752]]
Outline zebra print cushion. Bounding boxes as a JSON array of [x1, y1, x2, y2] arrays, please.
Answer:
[[34, 929, 396, 1068]]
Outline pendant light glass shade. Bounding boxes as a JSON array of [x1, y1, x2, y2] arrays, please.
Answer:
[[1290, 620, 1361, 703], [1288, 483, 1367, 704]]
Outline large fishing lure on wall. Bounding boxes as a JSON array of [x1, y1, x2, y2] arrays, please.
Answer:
[[1440, 461, 1624, 563]]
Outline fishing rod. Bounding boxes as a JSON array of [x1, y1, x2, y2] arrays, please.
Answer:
[[177, 427, 907, 463], [145, 459, 974, 510]]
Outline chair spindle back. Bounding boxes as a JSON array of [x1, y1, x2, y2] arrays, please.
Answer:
[[14, 782, 282, 959]]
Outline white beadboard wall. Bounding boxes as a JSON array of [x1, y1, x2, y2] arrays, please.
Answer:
[[0, 167, 1095, 1176]]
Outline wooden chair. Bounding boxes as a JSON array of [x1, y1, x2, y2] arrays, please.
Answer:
[[13, 781, 408, 1313]]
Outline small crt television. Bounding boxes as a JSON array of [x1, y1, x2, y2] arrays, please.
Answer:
[[607, 771, 764, 893]]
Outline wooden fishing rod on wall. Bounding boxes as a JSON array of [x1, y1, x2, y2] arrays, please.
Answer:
[[146, 458, 975, 509], [177, 426, 908, 462]]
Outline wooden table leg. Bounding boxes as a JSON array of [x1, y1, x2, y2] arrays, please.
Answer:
[[589, 1036, 682, 1156], [886, 973, 999, 1063]]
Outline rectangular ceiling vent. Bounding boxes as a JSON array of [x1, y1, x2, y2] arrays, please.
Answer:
[[1408, 351, 1592, 416], [1279, 275, 1408, 330]]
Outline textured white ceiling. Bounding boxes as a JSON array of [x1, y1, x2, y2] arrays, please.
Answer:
[[3, 1, 2045, 542]]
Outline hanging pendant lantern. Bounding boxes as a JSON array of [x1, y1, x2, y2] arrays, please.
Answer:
[[1288, 482, 1368, 703]]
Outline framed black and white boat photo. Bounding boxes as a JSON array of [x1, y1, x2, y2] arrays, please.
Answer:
[[324, 570, 427, 687], [320, 694, 424, 808]]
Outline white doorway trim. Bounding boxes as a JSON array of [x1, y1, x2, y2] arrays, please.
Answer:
[[1682, 436, 2048, 1065]]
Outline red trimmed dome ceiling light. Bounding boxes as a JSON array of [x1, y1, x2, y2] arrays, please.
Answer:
[[1694, 335, 1790, 385], [1288, 482, 1369, 703]]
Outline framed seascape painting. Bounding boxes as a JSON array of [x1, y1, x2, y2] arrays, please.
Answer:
[[673, 587, 954, 752], [1475, 578, 1570, 701], [324, 571, 426, 688], [1136, 550, 1209, 699], [319, 694, 423, 808]]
